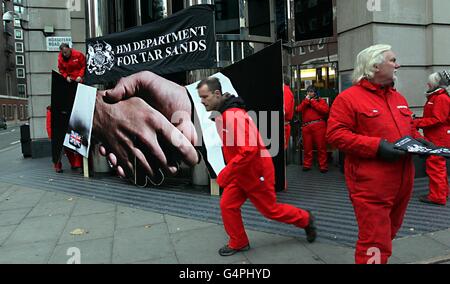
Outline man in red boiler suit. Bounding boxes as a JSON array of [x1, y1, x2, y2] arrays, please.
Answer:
[[327, 44, 426, 264], [197, 77, 317, 256], [296, 85, 329, 173]]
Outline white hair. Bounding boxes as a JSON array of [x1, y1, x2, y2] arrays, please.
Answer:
[[427, 72, 450, 94], [352, 44, 392, 84], [427, 72, 442, 91]]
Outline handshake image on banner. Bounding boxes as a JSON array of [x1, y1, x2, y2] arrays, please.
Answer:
[[394, 136, 450, 158]]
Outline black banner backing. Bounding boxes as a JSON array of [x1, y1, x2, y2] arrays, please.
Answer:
[[85, 4, 216, 85], [220, 41, 285, 192], [50, 71, 78, 164]]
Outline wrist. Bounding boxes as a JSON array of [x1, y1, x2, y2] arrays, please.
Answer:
[[92, 93, 110, 141]]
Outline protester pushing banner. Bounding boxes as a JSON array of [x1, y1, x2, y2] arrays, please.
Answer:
[[84, 5, 216, 85]]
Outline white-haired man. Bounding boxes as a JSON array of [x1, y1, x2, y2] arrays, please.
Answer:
[[414, 71, 450, 206], [326, 44, 425, 264]]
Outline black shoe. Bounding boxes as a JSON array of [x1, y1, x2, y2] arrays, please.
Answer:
[[419, 195, 445, 206], [71, 166, 82, 170], [302, 167, 311, 172], [56, 169, 63, 173], [218, 244, 250, 256], [304, 211, 317, 243], [320, 169, 328, 174]]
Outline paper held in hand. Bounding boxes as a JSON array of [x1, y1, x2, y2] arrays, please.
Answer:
[[394, 136, 450, 158]]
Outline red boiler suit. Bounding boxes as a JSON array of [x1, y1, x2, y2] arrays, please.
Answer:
[[58, 49, 86, 82], [46, 108, 62, 171], [326, 79, 423, 264], [414, 88, 450, 205], [57, 49, 85, 168], [296, 97, 329, 171], [284, 84, 295, 150], [215, 106, 310, 250]]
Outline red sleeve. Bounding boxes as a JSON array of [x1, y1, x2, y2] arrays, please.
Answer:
[[284, 87, 295, 121], [415, 95, 450, 130], [310, 98, 329, 115], [46, 109, 52, 139], [326, 95, 381, 158], [216, 111, 259, 187], [57, 54, 68, 78], [77, 52, 86, 78], [295, 99, 310, 113]]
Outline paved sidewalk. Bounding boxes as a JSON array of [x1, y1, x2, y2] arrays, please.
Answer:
[[1, 145, 450, 264], [1, 181, 450, 264]]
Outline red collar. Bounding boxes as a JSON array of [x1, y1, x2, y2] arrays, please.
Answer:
[[426, 88, 448, 97], [357, 79, 394, 93]]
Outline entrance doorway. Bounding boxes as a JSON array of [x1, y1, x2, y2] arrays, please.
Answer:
[[287, 62, 339, 166]]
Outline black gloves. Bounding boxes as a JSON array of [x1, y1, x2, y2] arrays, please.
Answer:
[[377, 139, 407, 161]]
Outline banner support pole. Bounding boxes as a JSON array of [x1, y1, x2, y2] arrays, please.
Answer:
[[83, 157, 89, 178]]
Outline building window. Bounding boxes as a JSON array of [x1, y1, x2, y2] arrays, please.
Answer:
[[13, 0, 24, 4], [123, 0, 138, 29], [171, 0, 184, 13], [141, 0, 167, 25], [276, 0, 288, 41], [6, 74, 12, 96], [16, 68, 25, 78], [232, 41, 243, 62], [248, 0, 271, 37], [294, 0, 333, 41], [16, 55, 24, 65], [15, 29, 23, 40], [215, 0, 240, 34], [308, 0, 318, 8], [25, 105, 28, 118], [15, 42, 24, 53], [14, 18, 21, 27], [18, 84, 26, 98], [217, 41, 232, 64], [300, 46, 306, 54], [2, 105, 6, 118], [19, 105, 23, 119], [7, 105, 12, 118], [14, 5, 25, 14]]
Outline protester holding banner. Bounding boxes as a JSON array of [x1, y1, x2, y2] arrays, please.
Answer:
[[58, 43, 86, 83], [196, 77, 316, 256], [414, 71, 450, 206], [295, 85, 329, 173], [326, 44, 424, 264]]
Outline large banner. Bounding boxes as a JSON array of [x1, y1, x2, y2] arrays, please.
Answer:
[[63, 42, 284, 191], [84, 4, 216, 85]]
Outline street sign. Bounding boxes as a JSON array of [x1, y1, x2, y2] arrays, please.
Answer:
[[46, 37, 72, 51]]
